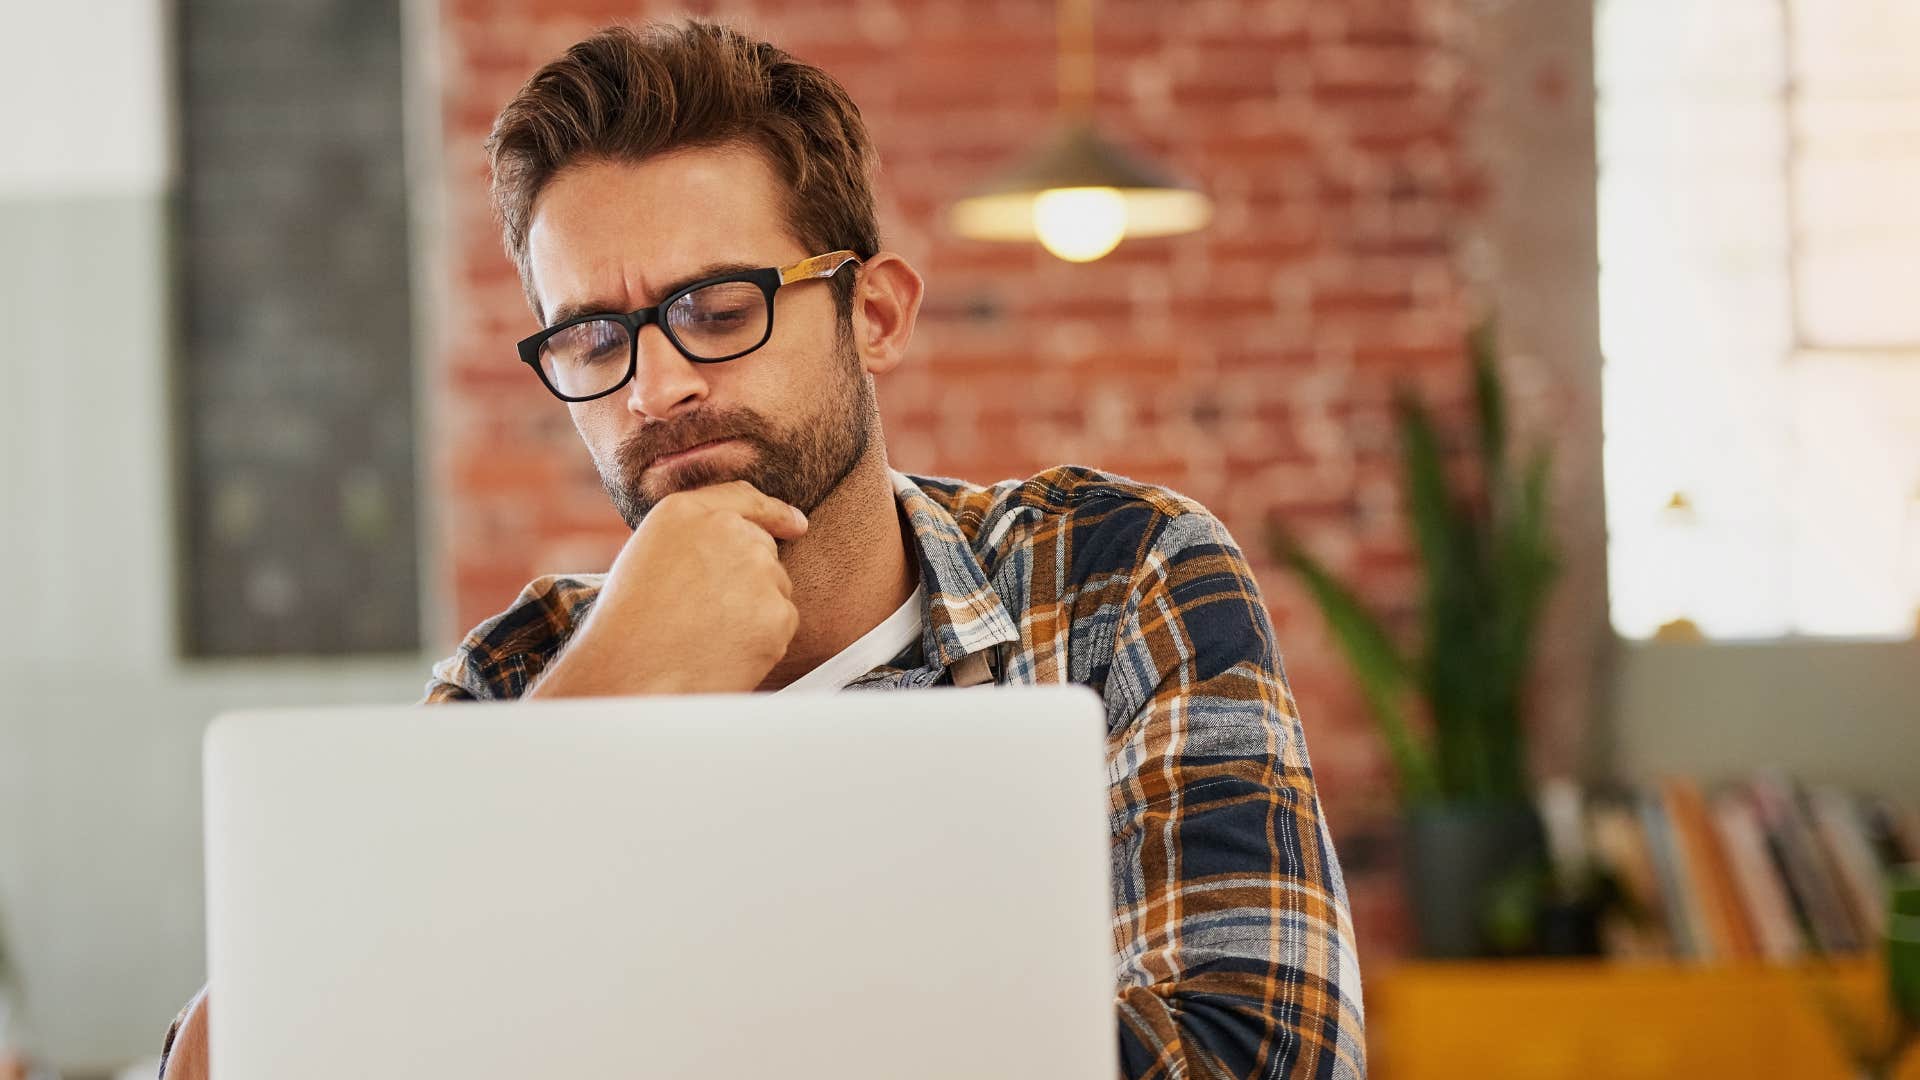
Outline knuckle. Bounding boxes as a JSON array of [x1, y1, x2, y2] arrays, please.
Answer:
[[730, 515, 769, 548], [653, 491, 693, 521]]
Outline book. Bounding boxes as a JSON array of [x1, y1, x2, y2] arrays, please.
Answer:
[[1639, 790, 1702, 959], [1587, 798, 1672, 959], [1873, 795, 1920, 865], [1809, 787, 1889, 940], [1662, 778, 1759, 961], [1748, 773, 1860, 954], [1711, 792, 1805, 962], [1865, 795, 1920, 870]]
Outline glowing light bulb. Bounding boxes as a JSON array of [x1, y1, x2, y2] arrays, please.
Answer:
[[1032, 186, 1127, 262]]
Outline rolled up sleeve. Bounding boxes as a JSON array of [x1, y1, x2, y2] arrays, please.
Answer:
[[1101, 511, 1365, 1080]]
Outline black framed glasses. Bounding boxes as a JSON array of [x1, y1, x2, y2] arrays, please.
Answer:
[[516, 249, 862, 402]]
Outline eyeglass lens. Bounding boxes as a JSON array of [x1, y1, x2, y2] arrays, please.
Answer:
[[537, 280, 771, 398]]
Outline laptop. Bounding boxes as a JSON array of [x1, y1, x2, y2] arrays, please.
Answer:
[[202, 686, 1119, 1079]]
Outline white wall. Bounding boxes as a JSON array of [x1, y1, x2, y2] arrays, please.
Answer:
[[0, 197, 433, 1069], [0, 0, 172, 204], [1610, 640, 1920, 800], [1, 665, 427, 1070], [0, 1, 440, 1071]]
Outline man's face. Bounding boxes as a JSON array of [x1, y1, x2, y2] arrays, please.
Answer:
[[524, 145, 874, 529]]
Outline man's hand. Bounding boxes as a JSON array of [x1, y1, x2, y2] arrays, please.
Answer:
[[527, 480, 809, 698], [160, 987, 209, 1079]]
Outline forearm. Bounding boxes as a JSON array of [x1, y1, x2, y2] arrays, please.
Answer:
[[1106, 746, 1365, 1079], [522, 615, 658, 699], [1116, 966, 1362, 1080], [1103, 510, 1366, 1078]]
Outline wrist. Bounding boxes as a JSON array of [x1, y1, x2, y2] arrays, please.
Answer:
[[527, 614, 679, 699]]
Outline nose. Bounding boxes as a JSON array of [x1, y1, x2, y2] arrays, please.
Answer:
[[625, 324, 708, 420]]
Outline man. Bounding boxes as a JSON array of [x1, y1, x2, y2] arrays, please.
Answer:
[[162, 20, 1364, 1079]]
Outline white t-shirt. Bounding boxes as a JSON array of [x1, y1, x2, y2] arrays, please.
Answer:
[[776, 582, 925, 694]]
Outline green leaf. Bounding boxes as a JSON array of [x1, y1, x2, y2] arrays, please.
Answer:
[[1394, 390, 1461, 608], [1396, 389, 1496, 797], [1270, 529, 1441, 800], [1478, 447, 1559, 797], [1470, 317, 1508, 485], [1270, 319, 1562, 808], [1893, 871, 1920, 1028]]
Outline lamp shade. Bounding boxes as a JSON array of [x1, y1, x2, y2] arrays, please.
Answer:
[[949, 121, 1211, 261]]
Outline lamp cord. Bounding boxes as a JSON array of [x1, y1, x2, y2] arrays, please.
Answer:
[[1057, 0, 1096, 118]]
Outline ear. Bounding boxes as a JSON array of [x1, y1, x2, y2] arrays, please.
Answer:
[[848, 252, 924, 377]]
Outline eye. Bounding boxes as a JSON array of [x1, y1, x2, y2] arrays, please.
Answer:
[[690, 305, 753, 326], [544, 319, 628, 365], [671, 282, 764, 331]]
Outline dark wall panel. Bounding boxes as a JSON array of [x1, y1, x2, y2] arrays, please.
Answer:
[[178, 0, 419, 655]]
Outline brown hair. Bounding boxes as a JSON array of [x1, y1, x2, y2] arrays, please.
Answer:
[[485, 20, 880, 320]]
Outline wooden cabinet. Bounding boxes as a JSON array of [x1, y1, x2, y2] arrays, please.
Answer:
[[1368, 960, 1915, 1079]]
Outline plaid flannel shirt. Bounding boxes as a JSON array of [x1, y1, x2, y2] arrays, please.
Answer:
[[163, 465, 1364, 1079]]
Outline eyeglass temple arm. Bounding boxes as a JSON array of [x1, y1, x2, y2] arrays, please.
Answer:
[[779, 250, 861, 285]]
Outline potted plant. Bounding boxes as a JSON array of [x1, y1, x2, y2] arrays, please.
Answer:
[[1270, 321, 1562, 958], [1814, 868, 1920, 1079]]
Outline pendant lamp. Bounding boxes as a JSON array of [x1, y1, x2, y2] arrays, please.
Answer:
[[947, 0, 1212, 262]]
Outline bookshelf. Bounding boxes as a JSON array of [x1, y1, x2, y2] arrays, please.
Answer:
[[1367, 774, 1918, 1079], [1581, 776, 1913, 962]]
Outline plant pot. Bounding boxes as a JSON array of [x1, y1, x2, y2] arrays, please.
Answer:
[[1403, 800, 1547, 959]]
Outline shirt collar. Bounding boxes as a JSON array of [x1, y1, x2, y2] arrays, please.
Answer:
[[889, 469, 1020, 670]]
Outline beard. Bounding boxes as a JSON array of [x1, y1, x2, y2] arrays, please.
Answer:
[[594, 334, 876, 530]]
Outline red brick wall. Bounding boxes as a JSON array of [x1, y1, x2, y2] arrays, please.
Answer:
[[432, 0, 1602, 960]]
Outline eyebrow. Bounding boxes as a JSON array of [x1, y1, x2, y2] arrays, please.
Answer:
[[545, 261, 762, 328]]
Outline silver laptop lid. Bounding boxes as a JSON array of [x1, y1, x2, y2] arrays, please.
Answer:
[[203, 686, 1118, 1079]]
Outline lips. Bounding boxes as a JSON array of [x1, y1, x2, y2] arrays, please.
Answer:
[[648, 438, 736, 469]]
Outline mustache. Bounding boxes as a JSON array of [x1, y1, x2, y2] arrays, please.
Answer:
[[612, 409, 765, 474]]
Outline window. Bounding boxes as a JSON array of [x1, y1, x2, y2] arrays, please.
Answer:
[[1597, 0, 1920, 640]]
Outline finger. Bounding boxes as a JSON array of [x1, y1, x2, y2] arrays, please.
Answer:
[[164, 989, 211, 1079], [699, 480, 808, 540], [733, 513, 779, 560]]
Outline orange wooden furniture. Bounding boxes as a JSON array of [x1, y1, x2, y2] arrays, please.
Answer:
[[1368, 959, 1916, 1080]]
